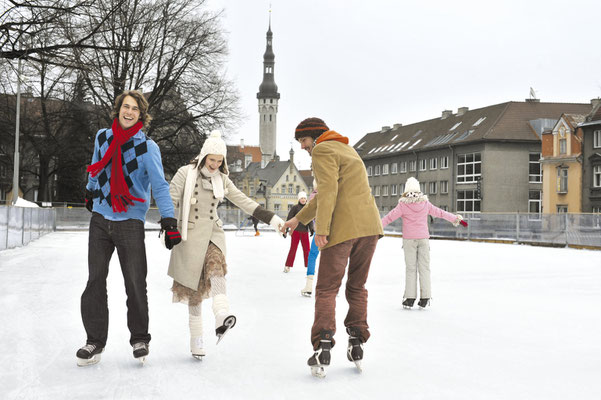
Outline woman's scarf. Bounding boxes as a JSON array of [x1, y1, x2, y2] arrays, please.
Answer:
[[200, 166, 224, 202], [87, 119, 145, 212]]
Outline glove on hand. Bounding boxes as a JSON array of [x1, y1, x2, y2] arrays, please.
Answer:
[[160, 217, 182, 249], [269, 215, 286, 238], [84, 189, 94, 213], [453, 214, 468, 227]]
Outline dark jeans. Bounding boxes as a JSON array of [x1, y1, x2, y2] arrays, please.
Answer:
[[81, 213, 151, 348]]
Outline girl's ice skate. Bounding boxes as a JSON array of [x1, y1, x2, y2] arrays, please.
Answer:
[[76, 344, 104, 367]]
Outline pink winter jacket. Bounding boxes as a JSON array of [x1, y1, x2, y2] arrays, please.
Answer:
[[381, 196, 457, 239]]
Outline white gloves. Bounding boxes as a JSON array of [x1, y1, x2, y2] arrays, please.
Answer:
[[269, 215, 286, 237], [452, 214, 463, 227]]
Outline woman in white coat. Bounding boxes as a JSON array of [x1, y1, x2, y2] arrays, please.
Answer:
[[167, 130, 284, 359]]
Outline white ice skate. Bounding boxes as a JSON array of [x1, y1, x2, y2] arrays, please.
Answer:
[[191, 337, 206, 360]]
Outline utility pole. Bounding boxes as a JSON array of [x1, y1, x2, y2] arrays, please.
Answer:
[[11, 56, 23, 205]]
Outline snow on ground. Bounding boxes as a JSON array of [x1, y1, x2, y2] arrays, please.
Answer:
[[0, 231, 599, 400]]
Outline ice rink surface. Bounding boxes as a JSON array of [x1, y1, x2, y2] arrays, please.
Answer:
[[1, 231, 599, 400]]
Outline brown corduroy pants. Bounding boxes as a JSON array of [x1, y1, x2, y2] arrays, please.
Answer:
[[310, 235, 379, 350]]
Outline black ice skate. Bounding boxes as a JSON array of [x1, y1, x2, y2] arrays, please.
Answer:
[[307, 330, 333, 378], [346, 327, 364, 372], [216, 315, 237, 344], [132, 342, 149, 364], [418, 298, 430, 309], [402, 298, 416, 309], [76, 343, 104, 367]]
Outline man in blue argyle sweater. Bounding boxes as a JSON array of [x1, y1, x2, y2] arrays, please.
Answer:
[[76, 90, 181, 367]]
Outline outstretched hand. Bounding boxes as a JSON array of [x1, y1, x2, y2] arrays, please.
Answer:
[[281, 217, 299, 234], [315, 234, 328, 248]]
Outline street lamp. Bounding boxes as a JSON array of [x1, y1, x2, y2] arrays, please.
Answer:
[[11, 56, 23, 205]]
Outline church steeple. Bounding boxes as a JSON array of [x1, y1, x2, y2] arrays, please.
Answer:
[[257, 10, 279, 165]]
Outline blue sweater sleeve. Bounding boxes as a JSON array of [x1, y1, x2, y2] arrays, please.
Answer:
[[145, 140, 175, 219], [86, 130, 103, 191]]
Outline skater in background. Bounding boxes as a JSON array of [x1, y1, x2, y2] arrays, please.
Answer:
[[381, 176, 467, 309], [167, 131, 285, 359], [282, 117, 383, 378], [283, 191, 314, 273], [301, 184, 319, 297], [248, 215, 260, 236], [77, 90, 181, 366]]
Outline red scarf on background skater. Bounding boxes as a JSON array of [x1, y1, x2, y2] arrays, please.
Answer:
[[87, 119, 146, 213]]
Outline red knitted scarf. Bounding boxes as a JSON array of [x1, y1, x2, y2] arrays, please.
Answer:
[[87, 119, 146, 213]]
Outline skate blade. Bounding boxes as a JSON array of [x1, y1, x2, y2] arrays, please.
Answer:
[[216, 316, 237, 344], [402, 305, 412, 309], [138, 356, 146, 365], [192, 354, 205, 361], [301, 291, 312, 297], [354, 360, 363, 373], [76, 354, 101, 367], [310, 366, 326, 378]]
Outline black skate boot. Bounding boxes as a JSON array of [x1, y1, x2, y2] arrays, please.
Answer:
[[132, 342, 149, 364], [418, 298, 430, 308], [307, 330, 333, 378], [76, 343, 104, 367], [402, 298, 416, 309], [215, 313, 237, 344], [346, 327, 364, 372]]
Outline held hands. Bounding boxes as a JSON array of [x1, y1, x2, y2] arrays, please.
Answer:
[[269, 215, 286, 238], [84, 189, 94, 213], [160, 217, 182, 249], [281, 217, 299, 235]]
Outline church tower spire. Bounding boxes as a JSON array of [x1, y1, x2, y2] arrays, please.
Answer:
[[257, 9, 280, 165]]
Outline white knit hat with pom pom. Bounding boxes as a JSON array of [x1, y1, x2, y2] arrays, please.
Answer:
[[196, 130, 229, 174]]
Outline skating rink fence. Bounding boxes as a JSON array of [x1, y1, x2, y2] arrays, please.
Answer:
[[1, 205, 600, 251]]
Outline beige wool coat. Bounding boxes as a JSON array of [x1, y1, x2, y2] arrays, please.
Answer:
[[296, 134, 383, 250], [167, 164, 262, 290]]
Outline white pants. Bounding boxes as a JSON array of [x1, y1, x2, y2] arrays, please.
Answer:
[[402, 238, 431, 299]]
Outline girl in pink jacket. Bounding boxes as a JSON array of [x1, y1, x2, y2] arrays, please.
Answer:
[[381, 177, 465, 309]]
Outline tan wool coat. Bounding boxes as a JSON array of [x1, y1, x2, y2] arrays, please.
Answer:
[[295, 133, 383, 250], [167, 164, 261, 290]]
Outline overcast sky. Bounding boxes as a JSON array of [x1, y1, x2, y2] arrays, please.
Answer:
[[205, 0, 601, 169]]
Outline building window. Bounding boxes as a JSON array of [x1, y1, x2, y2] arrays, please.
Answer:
[[594, 165, 601, 188], [286, 175, 289, 182], [0, 164, 6, 177], [400, 161, 407, 173], [281, 184, 285, 193], [420, 182, 426, 193], [430, 158, 437, 170], [399, 183, 405, 194], [374, 186, 381, 197], [457, 190, 481, 213], [409, 160, 417, 172], [440, 180, 448, 194], [274, 204, 280, 213], [457, 153, 482, 183], [382, 164, 389, 175], [382, 185, 388, 196], [529, 190, 541, 214], [559, 139, 567, 154], [288, 184, 293, 194], [429, 182, 437, 194], [391, 163, 398, 174], [293, 175, 297, 182], [594, 130, 601, 148], [375, 165, 381, 176], [391, 184, 397, 196], [367, 166, 373, 176], [557, 205, 568, 213], [440, 205, 448, 211], [440, 156, 449, 169], [557, 168, 568, 193], [592, 207, 601, 214], [419, 159, 427, 171], [529, 153, 542, 183], [296, 185, 300, 193]]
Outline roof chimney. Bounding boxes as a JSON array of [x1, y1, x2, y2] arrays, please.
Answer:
[[393, 123, 403, 129], [240, 138, 244, 149], [380, 126, 390, 132], [591, 98, 601, 109], [525, 98, 540, 103], [441, 110, 452, 119], [457, 107, 468, 116]]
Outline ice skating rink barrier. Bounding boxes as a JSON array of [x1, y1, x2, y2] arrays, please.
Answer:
[[1, 206, 599, 250], [0, 205, 56, 251]]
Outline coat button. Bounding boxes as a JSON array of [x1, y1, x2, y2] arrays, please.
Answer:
[[195, 216, 198, 219], [212, 195, 216, 199], [211, 203, 215, 206], [195, 208, 198, 211], [195, 192, 198, 195], [210, 216, 213, 220], [210, 209, 213, 213], [195, 184, 198, 187]]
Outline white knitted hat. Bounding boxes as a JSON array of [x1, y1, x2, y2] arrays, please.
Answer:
[[298, 191, 307, 200], [196, 130, 229, 174], [403, 177, 421, 194]]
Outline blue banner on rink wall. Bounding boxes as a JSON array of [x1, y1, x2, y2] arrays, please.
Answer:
[[0, 206, 56, 251]]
